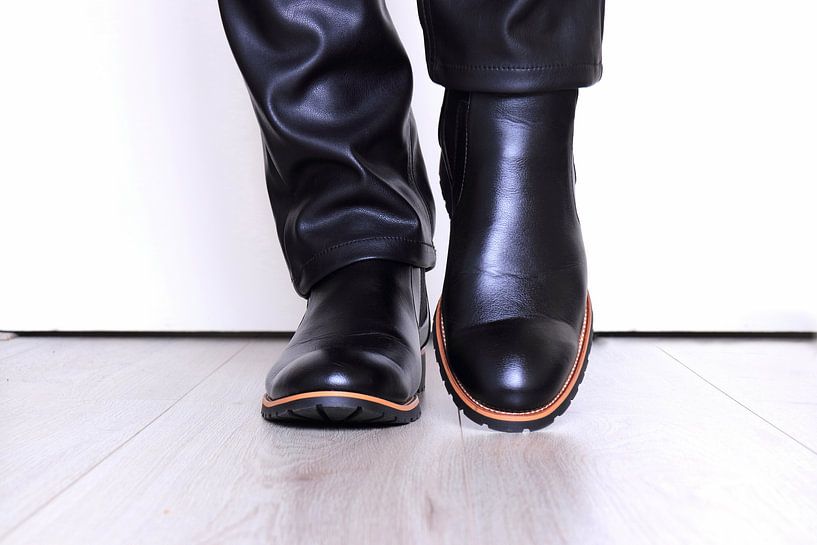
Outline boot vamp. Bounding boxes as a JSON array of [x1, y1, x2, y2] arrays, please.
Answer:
[[268, 260, 423, 403]]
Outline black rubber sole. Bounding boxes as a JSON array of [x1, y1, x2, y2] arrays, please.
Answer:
[[432, 307, 593, 433], [261, 349, 427, 427], [261, 393, 422, 427]]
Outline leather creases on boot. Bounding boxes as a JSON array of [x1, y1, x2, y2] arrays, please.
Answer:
[[433, 89, 593, 432], [262, 260, 431, 426]]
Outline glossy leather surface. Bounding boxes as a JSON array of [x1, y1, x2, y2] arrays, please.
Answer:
[[218, 0, 436, 296], [418, 0, 605, 93], [218, 1, 604, 413], [266, 260, 430, 404], [438, 89, 589, 413], [218, 0, 605, 298]]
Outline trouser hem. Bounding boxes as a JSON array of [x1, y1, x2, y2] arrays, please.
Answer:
[[429, 62, 603, 93]]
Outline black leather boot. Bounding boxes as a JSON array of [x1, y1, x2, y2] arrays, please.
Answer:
[[432, 89, 593, 432], [219, 0, 603, 429], [262, 259, 431, 425], [219, 1, 436, 426]]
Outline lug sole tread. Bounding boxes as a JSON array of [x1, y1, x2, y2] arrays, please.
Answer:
[[262, 395, 421, 427]]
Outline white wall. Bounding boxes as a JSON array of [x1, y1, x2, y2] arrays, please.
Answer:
[[0, 1, 814, 332]]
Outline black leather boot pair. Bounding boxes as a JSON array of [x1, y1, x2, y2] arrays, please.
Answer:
[[219, 0, 604, 431]]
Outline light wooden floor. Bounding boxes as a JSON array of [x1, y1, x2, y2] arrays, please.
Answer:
[[1, 334, 815, 545]]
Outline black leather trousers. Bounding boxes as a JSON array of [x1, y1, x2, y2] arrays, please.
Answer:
[[218, 0, 605, 296]]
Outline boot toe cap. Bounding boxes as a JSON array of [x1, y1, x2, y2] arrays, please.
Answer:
[[266, 345, 417, 404], [444, 318, 582, 413]]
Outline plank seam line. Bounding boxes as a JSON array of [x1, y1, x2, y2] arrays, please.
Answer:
[[0, 340, 252, 544], [657, 346, 817, 458]]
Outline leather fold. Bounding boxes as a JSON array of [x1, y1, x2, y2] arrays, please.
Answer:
[[219, 0, 436, 296]]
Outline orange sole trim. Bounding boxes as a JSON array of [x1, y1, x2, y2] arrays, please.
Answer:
[[262, 391, 420, 412], [435, 293, 593, 423]]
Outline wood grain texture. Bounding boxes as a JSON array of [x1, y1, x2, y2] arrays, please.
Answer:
[[2, 339, 468, 545], [0, 337, 248, 539], [458, 338, 817, 545], [657, 338, 817, 453], [0, 336, 40, 360], [1, 336, 816, 545]]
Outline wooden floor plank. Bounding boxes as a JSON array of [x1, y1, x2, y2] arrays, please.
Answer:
[[0, 337, 248, 539], [456, 338, 817, 545], [2, 339, 469, 545], [2, 337, 816, 545], [0, 336, 42, 362], [657, 338, 817, 453]]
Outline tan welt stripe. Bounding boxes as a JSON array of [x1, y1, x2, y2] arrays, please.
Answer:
[[435, 293, 592, 422], [262, 391, 420, 412]]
